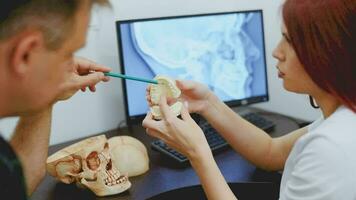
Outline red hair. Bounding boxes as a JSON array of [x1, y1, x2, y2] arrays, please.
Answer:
[[282, 0, 356, 112]]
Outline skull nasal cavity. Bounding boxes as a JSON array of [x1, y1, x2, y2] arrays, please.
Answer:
[[106, 159, 112, 170], [86, 151, 100, 170]]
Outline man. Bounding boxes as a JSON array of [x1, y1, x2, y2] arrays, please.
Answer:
[[0, 0, 110, 199]]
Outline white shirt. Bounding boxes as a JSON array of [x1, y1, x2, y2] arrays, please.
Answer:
[[279, 106, 356, 200]]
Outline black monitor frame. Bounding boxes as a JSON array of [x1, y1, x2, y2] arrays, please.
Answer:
[[116, 9, 269, 126]]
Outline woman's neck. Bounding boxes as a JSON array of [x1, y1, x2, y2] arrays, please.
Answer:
[[312, 91, 341, 118]]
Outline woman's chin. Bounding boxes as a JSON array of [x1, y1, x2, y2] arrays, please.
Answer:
[[282, 83, 308, 94]]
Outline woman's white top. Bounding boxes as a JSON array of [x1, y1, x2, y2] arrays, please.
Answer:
[[280, 106, 356, 200]]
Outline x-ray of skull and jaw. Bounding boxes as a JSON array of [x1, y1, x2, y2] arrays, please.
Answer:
[[46, 135, 149, 197]]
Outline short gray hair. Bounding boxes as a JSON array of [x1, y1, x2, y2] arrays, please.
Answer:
[[0, 0, 110, 50]]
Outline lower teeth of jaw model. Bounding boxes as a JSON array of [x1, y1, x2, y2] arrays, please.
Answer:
[[149, 75, 182, 120]]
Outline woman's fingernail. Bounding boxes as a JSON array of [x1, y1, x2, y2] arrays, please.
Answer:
[[184, 101, 189, 108]]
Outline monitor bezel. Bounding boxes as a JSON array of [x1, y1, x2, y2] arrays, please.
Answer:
[[116, 9, 269, 126]]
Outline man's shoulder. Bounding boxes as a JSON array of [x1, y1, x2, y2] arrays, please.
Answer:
[[0, 136, 28, 200], [0, 135, 18, 162]]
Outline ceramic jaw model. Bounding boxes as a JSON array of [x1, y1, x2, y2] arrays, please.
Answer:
[[149, 75, 182, 120]]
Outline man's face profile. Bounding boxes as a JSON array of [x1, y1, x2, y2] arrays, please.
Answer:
[[0, 1, 92, 115]]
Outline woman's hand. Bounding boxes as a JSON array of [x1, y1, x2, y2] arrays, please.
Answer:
[[142, 96, 211, 161], [57, 57, 111, 101], [146, 79, 215, 114]]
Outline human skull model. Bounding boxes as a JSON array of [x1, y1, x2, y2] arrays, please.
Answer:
[[108, 136, 149, 177], [149, 75, 182, 119], [46, 135, 131, 196]]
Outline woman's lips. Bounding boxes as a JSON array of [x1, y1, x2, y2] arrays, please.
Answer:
[[278, 71, 285, 78], [277, 66, 285, 78]]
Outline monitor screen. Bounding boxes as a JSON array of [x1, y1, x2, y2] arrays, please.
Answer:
[[116, 10, 269, 123]]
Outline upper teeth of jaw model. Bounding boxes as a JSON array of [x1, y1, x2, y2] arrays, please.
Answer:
[[149, 75, 183, 119]]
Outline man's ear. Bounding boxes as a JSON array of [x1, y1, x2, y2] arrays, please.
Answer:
[[11, 31, 45, 76]]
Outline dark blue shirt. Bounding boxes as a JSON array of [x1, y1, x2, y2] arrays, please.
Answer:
[[0, 136, 27, 200]]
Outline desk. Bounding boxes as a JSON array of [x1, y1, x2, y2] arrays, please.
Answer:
[[31, 108, 304, 200]]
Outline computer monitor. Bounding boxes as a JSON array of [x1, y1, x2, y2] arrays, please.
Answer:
[[116, 10, 269, 125]]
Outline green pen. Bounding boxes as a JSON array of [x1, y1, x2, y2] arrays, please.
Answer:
[[104, 72, 158, 84]]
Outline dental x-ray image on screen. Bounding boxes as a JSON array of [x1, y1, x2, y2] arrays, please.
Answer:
[[117, 10, 269, 121]]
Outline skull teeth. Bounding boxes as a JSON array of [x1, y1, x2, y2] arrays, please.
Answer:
[[104, 173, 128, 186]]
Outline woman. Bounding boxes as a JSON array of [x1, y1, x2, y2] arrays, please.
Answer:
[[143, 0, 356, 199]]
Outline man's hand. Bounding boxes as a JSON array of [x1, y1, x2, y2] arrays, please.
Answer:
[[57, 57, 111, 101]]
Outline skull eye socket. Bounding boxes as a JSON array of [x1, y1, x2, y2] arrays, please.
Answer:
[[86, 151, 100, 170]]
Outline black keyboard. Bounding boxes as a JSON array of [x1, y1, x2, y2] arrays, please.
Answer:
[[151, 112, 275, 165], [242, 112, 275, 132]]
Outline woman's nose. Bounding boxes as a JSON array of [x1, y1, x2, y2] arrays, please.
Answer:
[[272, 47, 284, 61]]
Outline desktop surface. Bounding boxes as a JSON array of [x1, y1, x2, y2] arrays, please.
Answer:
[[147, 182, 279, 200], [32, 108, 303, 200]]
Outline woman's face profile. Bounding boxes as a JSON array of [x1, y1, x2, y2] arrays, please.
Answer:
[[272, 24, 319, 95]]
